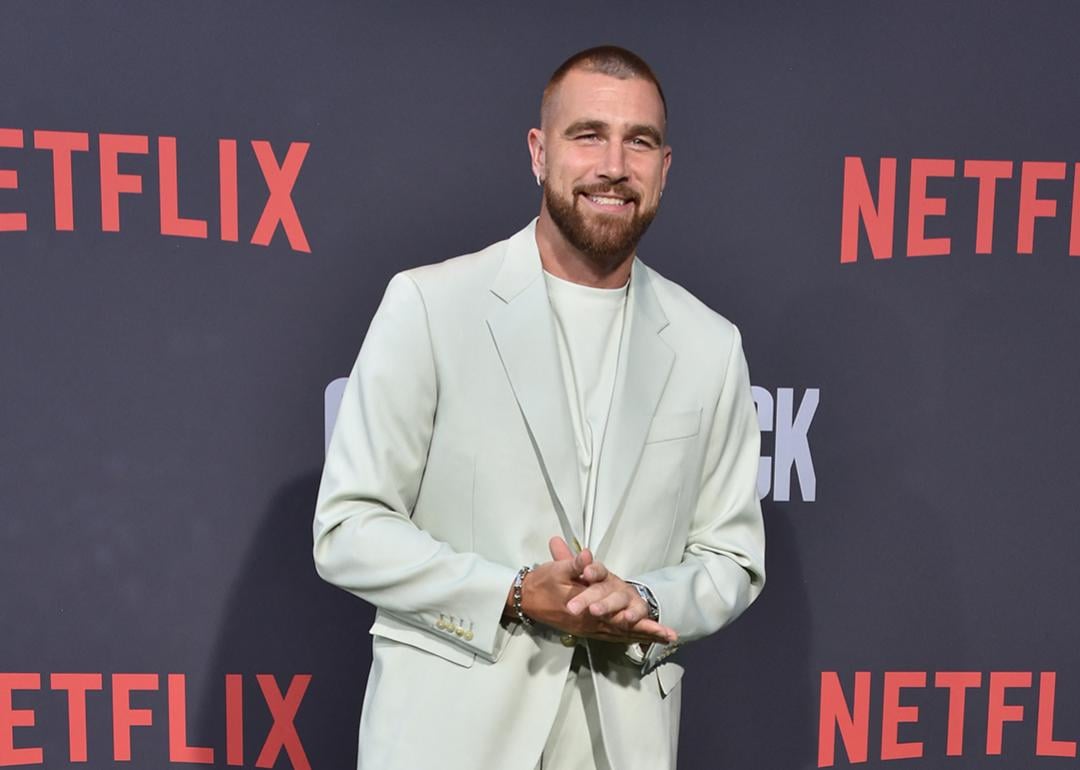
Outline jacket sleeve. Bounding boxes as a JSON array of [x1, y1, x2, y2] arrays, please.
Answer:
[[312, 272, 517, 661], [631, 327, 766, 673]]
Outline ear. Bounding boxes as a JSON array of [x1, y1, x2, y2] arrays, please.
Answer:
[[660, 144, 672, 192], [527, 127, 546, 181]]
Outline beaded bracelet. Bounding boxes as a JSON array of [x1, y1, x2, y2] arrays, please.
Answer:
[[512, 565, 534, 626]]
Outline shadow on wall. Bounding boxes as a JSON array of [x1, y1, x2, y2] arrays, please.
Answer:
[[193, 471, 376, 770], [676, 507, 815, 769]]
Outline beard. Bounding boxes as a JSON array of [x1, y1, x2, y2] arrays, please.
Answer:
[[544, 181, 659, 270]]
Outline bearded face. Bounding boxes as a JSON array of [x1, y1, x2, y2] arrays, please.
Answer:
[[529, 71, 670, 272], [543, 179, 660, 270]]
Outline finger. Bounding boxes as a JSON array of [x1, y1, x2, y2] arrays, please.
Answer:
[[589, 590, 631, 618], [582, 560, 609, 584], [566, 581, 614, 615], [589, 629, 673, 645], [608, 598, 648, 625], [631, 618, 678, 643], [552, 557, 582, 581], [571, 548, 593, 577], [549, 536, 574, 561]]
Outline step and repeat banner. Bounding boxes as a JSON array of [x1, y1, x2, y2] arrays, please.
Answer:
[[2, 2, 1078, 768]]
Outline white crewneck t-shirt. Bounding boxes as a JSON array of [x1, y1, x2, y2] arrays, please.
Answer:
[[542, 269, 629, 545]]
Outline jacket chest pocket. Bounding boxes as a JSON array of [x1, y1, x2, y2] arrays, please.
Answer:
[[613, 410, 702, 563], [644, 408, 701, 444]]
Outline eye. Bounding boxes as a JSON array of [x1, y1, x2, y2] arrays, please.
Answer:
[[629, 137, 656, 149], [575, 132, 601, 142]]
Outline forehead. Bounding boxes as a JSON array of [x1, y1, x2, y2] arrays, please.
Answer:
[[546, 70, 666, 134]]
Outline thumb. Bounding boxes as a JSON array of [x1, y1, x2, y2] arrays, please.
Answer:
[[549, 535, 574, 561]]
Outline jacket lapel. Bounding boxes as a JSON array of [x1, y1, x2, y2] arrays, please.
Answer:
[[486, 222, 584, 546], [591, 261, 674, 555]]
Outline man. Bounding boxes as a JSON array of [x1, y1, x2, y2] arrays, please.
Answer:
[[313, 46, 765, 770]]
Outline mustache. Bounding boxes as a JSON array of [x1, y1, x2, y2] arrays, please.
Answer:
[[574, 183, 640, 204]]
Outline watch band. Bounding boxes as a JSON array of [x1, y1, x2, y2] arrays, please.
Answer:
[[631, 582, 660, 621]]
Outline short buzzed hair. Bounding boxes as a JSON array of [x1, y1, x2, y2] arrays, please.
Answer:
[[540, 45, 667, 128]]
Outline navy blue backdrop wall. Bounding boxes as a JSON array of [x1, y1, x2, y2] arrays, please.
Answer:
[[3, 2, 1079, 768]]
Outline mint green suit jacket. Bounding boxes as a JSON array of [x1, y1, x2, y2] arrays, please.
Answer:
[[313, 220, 765, 769]]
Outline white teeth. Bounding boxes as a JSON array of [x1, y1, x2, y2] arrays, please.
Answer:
[[588, 195, 627, 206]]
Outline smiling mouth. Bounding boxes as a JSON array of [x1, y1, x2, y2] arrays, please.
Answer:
[[580, 192, 635, 209]]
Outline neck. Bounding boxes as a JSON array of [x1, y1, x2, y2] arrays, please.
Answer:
[[535, 205, 634, 289]]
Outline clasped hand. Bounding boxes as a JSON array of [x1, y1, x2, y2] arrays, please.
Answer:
[[511, 536, 678, 646]]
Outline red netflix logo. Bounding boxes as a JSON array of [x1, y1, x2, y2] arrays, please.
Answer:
[[818, 670, 1076, 766], [840, 156, 1080, 262], [0, 128, 310, 252], [0, 672, 311, 768]]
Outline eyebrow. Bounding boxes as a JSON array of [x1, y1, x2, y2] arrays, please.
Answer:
[[563, 120, 664, 145], [627, 123, 664, 146], [563, 120, 607, 137]]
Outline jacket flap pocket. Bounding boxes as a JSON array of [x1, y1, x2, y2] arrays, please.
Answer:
[[645, 409, 701, 444], [655, 660, 685, 697], [370, 611, 476, 668]]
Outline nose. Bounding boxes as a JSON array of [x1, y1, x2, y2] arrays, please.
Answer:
[[598, 140, 628, 183]]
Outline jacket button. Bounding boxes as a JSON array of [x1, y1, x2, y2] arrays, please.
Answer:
[[464, 630, 474, 641]]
